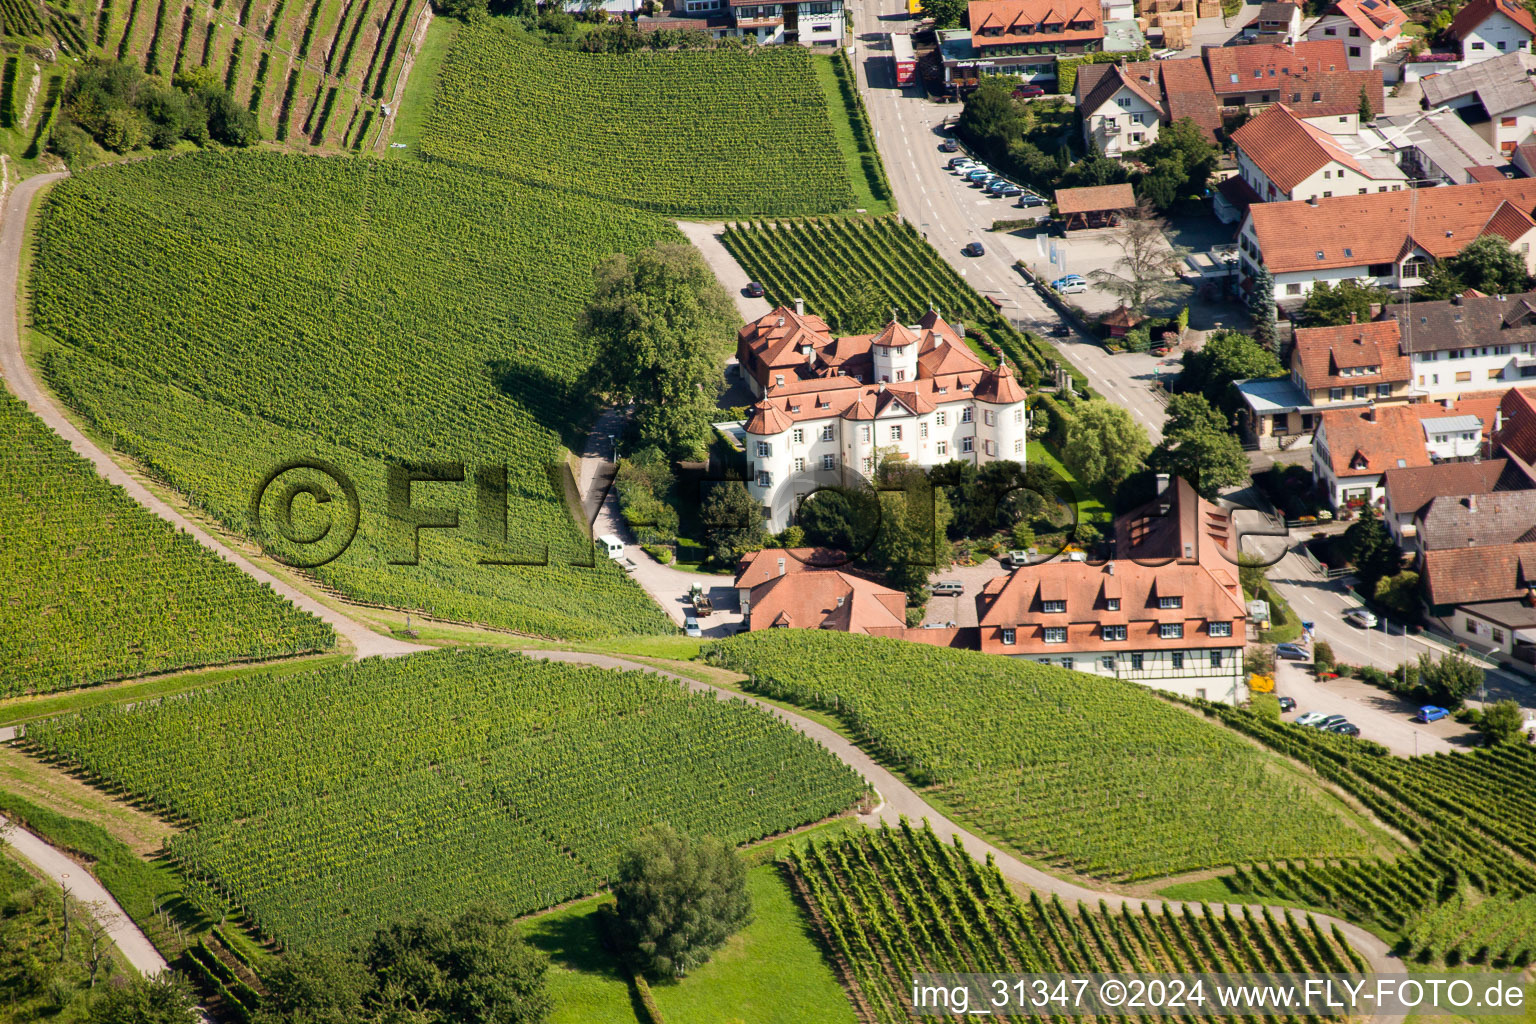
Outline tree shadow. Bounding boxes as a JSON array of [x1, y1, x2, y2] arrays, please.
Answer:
[[484, 358, 585, 452], [520, 902, 628, 982]]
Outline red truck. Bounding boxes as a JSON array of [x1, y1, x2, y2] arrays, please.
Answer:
[[891, 33, 916, 87]]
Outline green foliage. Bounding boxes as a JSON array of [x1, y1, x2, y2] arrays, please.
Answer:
[[616, 448, 681, 546], [1179, 329, 1284, 410], [1134, 118, 1218, 212], [64, 58, 256, 153], [707, 631, 1386, 880], [1373, 570, 1421, 618], [23, 650, 864, 949], [85, 975, 198, 1024], [580, 244, 737, 461], [1445, 235, 1532, 296], [1152, 393, 1249, 499], [33, 152, 675, 640], [1300, 278, 1383, 327], [1358, 83, 1374, 122], [932, 459, 1048, 540], [699, 479, 765, 564], [613, 824, 752, 979], [1247, 266, 1278, 353], [1341, 505, 1399, 589], [720, 217, 1067, 381], [921, 0, 967, 27], [1251, 692, 1281, 721], [1055, 48, 1151, 94], [0, 852, 120, 1018], [1312, 640, 1335, 674], [1417, 651, 1485, 707], [1062, 399, 1152, 487], [420, 24, 859, 216], [791, 819, 1367, 1024], [1475, 700, 1527, 746], [0, 391, 333, 695]]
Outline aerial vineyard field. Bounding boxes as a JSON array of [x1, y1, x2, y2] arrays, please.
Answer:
[[0, 390, 333, 695], [31, 152, 676, 639], [23, 649, 866, 949], [1194, 702, 1536, 966], [721, 218, 1076, 385], [706, 632, 1390, 880], [418, 22, 858, 217], [789, 821, 1366, 1024]]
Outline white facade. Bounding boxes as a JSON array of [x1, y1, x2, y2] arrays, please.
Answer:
[[746, 388, 1030, 531], [1235, 148, 1404, 205], [1459, 9, 1533, 63], [1305, 15, 1398, 70], [1237, 229, 1432, 300], [1013, 649, 1247, 702], [671, 0, 844, 45], [1083, 85, 1161, 157], [1410, 344, 1536, 397]]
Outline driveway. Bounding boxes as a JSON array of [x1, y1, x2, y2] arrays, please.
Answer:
[[846, 8, 1169, 441], [919, 556, 1010, 627], [675, 220, 772, 322], [576, 410, 744, 636]]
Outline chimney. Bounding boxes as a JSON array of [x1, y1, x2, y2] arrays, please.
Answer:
[[1468, 493, 1478, 512], [1307, 195, 1319, 206], [1107, 561, 1115, 575], [794, 297, 805, 316], [877, 380, 887, 392], [1443, 397, 1453, 410], [1497, 408, 1504, 432], [836, 595, 845, 608], [1156, 472, 1170, 495], [1349, 312, 1357, 324], [957, 322, 966, 338], [1451, 293, 1462, 305], [1364, 406, 1376, 421]]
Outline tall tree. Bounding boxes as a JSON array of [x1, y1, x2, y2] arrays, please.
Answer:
[[1087, 202, 1191, 312], [1247, 266, 1278, 355], [1357, 83, 1374, 122], [1341, 505, 1400, 589], [1062, 400, 1152, 487], [1444, 235, 1531, 296], [1475, 699, 1526, 745], [612, 824, 752, 979], [86, 976, 198, 1024], [1179, 329, 1284, 409], [920, 0, 967, 28], [1150, 393, 1250, 499], [1134, 118, 1219, 212], [1299, 278, 1382, 327], [579, 244, 737, 461], [698, 479, 765, 563]]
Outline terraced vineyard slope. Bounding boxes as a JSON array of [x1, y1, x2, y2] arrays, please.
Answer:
[[30, 151, 675, 639], [707, 631, 1394, 880], [721, 217, 1078, 386], [1193, 703, 1536, 967], [22, 649, 867, 949], [0, 390, 333, 695], [789, 821, 1367, 1024], [419, 23, 860, 216]]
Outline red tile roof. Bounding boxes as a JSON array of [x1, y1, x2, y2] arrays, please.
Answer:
[[1383, 458, 1522, 520], [734, 547, 909, 633], [1324, 0, 1407, 41], [1055, 183, 1136, 214], [969, 0, 1104, 46], [1422, 543, 1536, 606], [1231, 104, 1369, 195], [1447, 0, 1536, 42], [1316, 404, 1435, 478], [1496, 385, 1536, 462], [1203, 40, 1349, 93], [1290, 318, 1409, 392], [974, 364, 1026, 404], [1074, 59, 1222, 143], [1245, 178, 1536, 273]]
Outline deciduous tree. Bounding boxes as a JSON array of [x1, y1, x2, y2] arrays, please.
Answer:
[[1178, 330, 1283, 409], [1299, 278, 1382, 327], [1417, 652, 1484, 707], [1475, 699, 1526, 746], [1062, 400, 1152, 487], [698, 479, 765, 564], [612, 824, 752, 979], [1444, 235, 1531, 296], [1087, 203, 1190, 312], [1150, 393, 1250, 499]]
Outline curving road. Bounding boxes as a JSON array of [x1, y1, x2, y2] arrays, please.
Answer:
[[0, 172, 425, 662], [521, 648, 1403, 1015]]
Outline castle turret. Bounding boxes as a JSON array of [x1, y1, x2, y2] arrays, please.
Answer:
[[870, 320, 920, 385]]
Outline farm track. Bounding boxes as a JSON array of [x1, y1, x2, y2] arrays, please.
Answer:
[[518, 650, 1406, 1024], [0, 172, 423, 661]]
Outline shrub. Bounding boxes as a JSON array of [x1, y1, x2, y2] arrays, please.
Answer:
[[1312, 641, 1335, 675]]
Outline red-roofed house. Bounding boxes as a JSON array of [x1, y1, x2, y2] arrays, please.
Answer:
[[1238, 178, 1536, 302], [1303, 0, 1408, 71], [1446, 0, 1535, 65], [968, 0, 1105, 58], [1203, 41, 1384, 132], [1074, 59, 1221, 157], [975, 476, 1249, 701], [736, 303, 1030, 530], [1289, 318, 1411, 407], [1312, 397, 1502, 506], [1230, 104, 1405, 204]]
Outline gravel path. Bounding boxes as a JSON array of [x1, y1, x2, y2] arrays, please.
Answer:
[[521, 648, 1404, 1015], [0, 817, 167, 977], [0, 172, 425, 662]]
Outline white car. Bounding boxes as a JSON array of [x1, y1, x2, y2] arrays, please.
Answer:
[[1344, 608, 1379, 629], [684, 615, 702, 638], [1295, 711, 1327, 727]]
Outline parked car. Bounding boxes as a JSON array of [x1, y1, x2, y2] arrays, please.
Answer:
[[1048, 323, 1071, 337], [962, 241, 986, 257], [1275, 642, 1309, 661], [939, 139, 960, 153], [991, 184, 1024, 198], [1295, 711, 1327, 727], [1278, 696, 1296, 712], [1012, 83, 1046, 98], [1416, 705, 1450, 723], [1017, 193, 1047, 208], [1344, 608, 1379, 629], [965, 168, 995, 183], [683, 615, 702, 638], [1004, 549, 1033, 568], [931, 580, 964, 596], [1313, 714, 1348, 730], [948, 156, 975, 170], [1051, 274, 1087, 294], [1329, 721, 1361, 736], [743, 281, 765, 298]]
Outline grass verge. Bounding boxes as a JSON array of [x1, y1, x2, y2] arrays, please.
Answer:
[[384, 14, 458, 156], [810, 52, 894, 216]]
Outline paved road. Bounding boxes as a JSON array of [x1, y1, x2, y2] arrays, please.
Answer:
[[675, 220, 772, 322], [523, 648, 1402, 1011], [847, 7, 1167, 439], [1, 817, 166, 977], [1274, 660, 1464, 757], [0, 173, 425, 662]]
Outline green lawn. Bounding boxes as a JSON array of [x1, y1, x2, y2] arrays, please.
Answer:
[[525, 854, 856, 1024], [810, 53, 894, 216], [1027, 439, 1110, 525], [385, 15, 459, 156]]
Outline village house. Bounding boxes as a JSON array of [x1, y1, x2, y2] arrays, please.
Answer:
[[1241, 1, 1302, 45], [1302, 0, 1408, 71], [1382, 457, 1532, 551], [1237, 177, 1536, 302], [1312, 393, 1501, 507], [1202, 40, 1383, 131], [1074, 58, 1221, 156], [1228, 104, 1406, 205], [1382, 291, 1536, 399], [1445, 0, 1536, 66], [645, 0, 845, 44], [736, 304, 1029, 531], [975, 476, 1248, 702], [1421, 51, 1536, 157]]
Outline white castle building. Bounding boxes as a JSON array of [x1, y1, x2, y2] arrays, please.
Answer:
[[736, 303, 1029, 531]]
